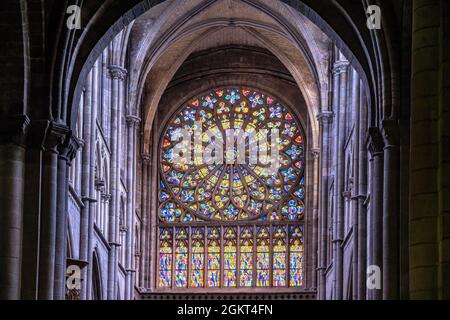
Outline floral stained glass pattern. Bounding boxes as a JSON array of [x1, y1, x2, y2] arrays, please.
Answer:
[[158, 88, 305, 290]]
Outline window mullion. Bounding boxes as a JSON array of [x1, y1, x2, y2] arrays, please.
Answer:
[[171, 227, 175, 289], [204, 226, 207, 288], [237, 226, 241, 287], [269, 223, 273, 287], [252, 224, 257, 288], [188, 226, 191, 288], [220, 226, 224, 289], [286, 223, 290, 288]]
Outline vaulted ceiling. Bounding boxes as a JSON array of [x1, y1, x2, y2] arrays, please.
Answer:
[[125, 0, 333, 152]]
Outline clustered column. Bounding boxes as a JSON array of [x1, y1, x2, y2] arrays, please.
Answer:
[[125, 115, 140, 299], [317, 111, 333, 300], [367, 128, 384, 300], [0, 116, 29, 299], [107, 65, 128, 300], [140, 154, 151, 289], [332, 58, 349, 300]]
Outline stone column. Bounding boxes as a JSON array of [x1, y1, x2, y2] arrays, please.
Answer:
[[357, 83, 368, 300], [107, 65, 127, 300], [54, 135, 81, 300], [140, 154, 151, 289], [410, 0, 450, 299], [0, 115, 29, 300], [317, 111, 333, 300], [333, 59, 349, 300], [85, 61, 100, 300], [382, 120, 400, 300], [125, 115, 140, 299], [21, 120, 46, 300], [310, 148, 320, 290], [149, 128, 159, 290], [80, 70, 97, 300], [367, 128, 384, 300], [38, 122, 68, 300], [351, 69, 361, 300]]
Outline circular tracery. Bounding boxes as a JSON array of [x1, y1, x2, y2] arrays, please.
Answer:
[[159, 88, 305, 222]]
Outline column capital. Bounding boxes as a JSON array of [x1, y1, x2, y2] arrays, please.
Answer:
[[58, 132, 82, 163], [367, 127, 385, 156], [0, 114, 30, 146], [81, 196, 97, 204], [381, 119, 400, 148], [343, 190, 352, 199], [333, 60, 350, 75], [126, 115, 141, 128], [317, 111, 334, 124], [44, 121, 70, 154], [310, 148, 321, 160], [142, 154, 152, 164], [95, 178, 106, 192], [101, 193, 112, 202], [107, 65, 128, 81]]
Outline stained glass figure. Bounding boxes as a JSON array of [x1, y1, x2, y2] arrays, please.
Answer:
[[223, 227, 237, 287], [207, 227, 221, 287], [239, 227, 253, 287]]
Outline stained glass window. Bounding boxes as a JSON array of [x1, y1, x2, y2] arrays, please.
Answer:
[[190, 227, 205, 287], [207, 227, 221, 287], [158, 88, 305, 290], [223, 227, 237, 287]]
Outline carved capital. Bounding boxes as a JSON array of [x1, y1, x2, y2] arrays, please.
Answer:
[[95, 178, 105, 192], [0, 114, 30, 146], [382, 119, 400, 148], [317, 111, 334, 125], [310, 148, 320, 160], [333, 60, 350, 75], [101, 193, 112, 202], [58, 132, 82, 163], [126, 115, 141, 128], [43, 122, 70, 154], [367, 127, 384, 156], [343, 190, 352, 199], [108, 65, 128, 81], [142, 154, 152, 165]]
